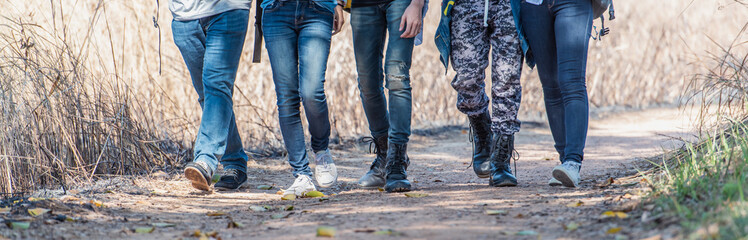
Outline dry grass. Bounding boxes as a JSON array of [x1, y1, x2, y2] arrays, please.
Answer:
[[0, 0, 746, 192]]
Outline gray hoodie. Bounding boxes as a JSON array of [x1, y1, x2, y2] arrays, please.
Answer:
[[169, 0, 252, 21]]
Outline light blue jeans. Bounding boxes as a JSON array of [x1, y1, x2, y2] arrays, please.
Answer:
[[263, 0, 333, 177], [350, 0, 415, 145], [171, 9, 250, 173]]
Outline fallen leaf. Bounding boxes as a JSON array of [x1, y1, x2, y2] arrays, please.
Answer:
[[615, 212, 629, 219], [516, 230, 538, 236], [598, 177, 615, 188], [206, 211, 227, 216], [9, 221, 30, 230], [601, 211, 616, 217], [90, 200, 105, 208], [564, 222, 579, 231], [211, 174, 221, 183], [377, 187, 385, 192], [28, 197, 46, 202], [281, 194, 296, 201], [514, 213, 525, 218], [404, 193, 428, 198], [317, 226, 336, 237], [271, 213, 291, 219], [304, 191, 324, 198], [606, 227, 622, 234], [249, 205, 268, 212], [104, 190, 114, 194], [257, 185, 273, 190], [623, 193, 633, 199], [0, 207, 10, 214], [135, 227, 155, 233], [227, 221, 245, 229], [276, 190, 284, 195], [28, 208, 50, 217], [151, 223, 176, 228], [374, 229, 403, 236], [566, 201, 584, 207], [484, 210, 507, 215], [601, 211, 628, 219], [284, 205, 294, 211]]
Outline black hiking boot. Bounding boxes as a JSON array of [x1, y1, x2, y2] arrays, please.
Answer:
[[184, 161, 213, 191], [384, 143, 412, 192], [468, 112, 492, 178], [358, 135, 388, 189], [489, 134, 518, 187], [214, 168, 248, 191]]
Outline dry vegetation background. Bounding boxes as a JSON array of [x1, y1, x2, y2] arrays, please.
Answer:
[[0, 0, 746, 193]]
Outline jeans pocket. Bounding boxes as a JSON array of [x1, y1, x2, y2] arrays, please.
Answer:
[[264, 0, 283, 13], [310, 2, 334, 17]]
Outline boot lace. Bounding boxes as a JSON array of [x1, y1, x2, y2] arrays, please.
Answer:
[[361, 136, 386, 170]]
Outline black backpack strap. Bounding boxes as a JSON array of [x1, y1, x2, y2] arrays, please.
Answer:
[[252, 0, 263, 63]]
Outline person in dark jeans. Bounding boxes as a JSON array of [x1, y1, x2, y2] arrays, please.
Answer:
[[351, 0, 425, 193], [261, 0, 345, 196], [520, 0, 593, 188], [170, 0, 252, 191]]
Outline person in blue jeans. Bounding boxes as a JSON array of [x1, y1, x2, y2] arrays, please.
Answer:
[[520, 0, 593, 188], [351, 0, 425, 193], [170, 0, 251, 191], [262, 0, 345, 196]]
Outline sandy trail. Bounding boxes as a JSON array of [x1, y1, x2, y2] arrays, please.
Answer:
[[9, 108, 696, 239]]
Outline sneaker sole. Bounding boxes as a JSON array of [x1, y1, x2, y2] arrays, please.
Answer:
[[317, 179, 337, 188], [185, 167, 210, 191], [548, 179, 563, 186], [552, 167, 578, 188], [214, 179, 249, 191]]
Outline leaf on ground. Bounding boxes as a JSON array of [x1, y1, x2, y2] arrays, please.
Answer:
[[211, 174, 221, 183], [284, 205, 294, 211], [151, 223, 176, 228], [484, 210, 507, 216], [104, 190, 114, 194], [317, 226, 336, 237], [28, 208, 50, 217], [601, 211, 628, 219], [377, 187, 385, 192], [564, 222, 579, 231], [28, 197, 46, 202], [281, 194, 296, 201], [606, 227, 622, 234], [374, 229, 404, 236], [257, 185, 273, 190], [276, 190, 284, 195], [90, 200, 105, 208], [249, 205, 268, 212], [598, 177, 615, 188], [516, 230, 538, 236], [566, 201, 584, 207], [304, 191, 324, 198], [227, 220, 245, 229], [9, 222, 30, 230], [135, 227, 155, 233], [404, 193, 428, 198], [271, 213, 291, 219], [0, 207, 10, 214], [206, 211, 227, 216]]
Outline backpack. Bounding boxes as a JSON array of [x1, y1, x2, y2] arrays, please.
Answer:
[[591, 0, 615, 40]]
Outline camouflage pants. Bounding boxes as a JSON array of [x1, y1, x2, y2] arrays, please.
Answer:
[[450, 0, 522, 135]]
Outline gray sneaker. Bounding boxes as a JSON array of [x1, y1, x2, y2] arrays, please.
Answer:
[[552, 161, 581, 188], [314, 149, 338, 188]]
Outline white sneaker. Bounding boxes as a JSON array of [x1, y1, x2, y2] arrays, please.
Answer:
[[314, 149, 338, 188], [548, 177, 562, 186], [284, 175, 317, 197], [552, 161, 581, 188]]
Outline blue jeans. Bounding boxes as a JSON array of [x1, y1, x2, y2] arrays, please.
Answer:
[[171, 9, 250, 172], [350, 0, 414, 145], [520, 0, 592, 163], [263, 0, 333, 177]]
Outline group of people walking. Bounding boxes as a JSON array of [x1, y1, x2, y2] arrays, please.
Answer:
[[168, 0, 595, 196]]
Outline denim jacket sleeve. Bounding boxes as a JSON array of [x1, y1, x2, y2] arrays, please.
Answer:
[[434, 0, 454, 73], [511, 0, 534, 68]]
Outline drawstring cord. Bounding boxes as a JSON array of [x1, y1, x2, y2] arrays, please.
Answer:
[[483, 0, 489, 27]]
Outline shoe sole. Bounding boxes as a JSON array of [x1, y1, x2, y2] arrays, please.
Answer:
[[489, 180, 518, 187], [185, 167, 210, 191], [214, 179, 249, 191], [548, 179, 563, 186], [385, 181, 412, 193], [317, 179, 337, 188], [552, 167, 578, 188], [476, 173, 490, 178], [359, 183, 385, 190]]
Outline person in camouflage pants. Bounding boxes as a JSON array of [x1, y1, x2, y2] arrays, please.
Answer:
[[449, 0, 523, 187]]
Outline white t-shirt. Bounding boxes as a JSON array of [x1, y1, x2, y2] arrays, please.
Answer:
[[169, 0, 252, 21]]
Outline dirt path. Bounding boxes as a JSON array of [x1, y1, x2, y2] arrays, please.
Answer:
[[6, 108, 697, 239]]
